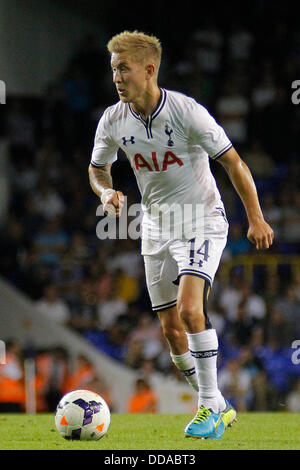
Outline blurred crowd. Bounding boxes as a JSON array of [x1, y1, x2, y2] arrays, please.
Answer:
[[0, 339, 159, 414], [1, 13, 300, 413], [0, 339, 113, 413]]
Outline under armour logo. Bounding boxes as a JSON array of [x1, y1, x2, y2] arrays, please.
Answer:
[[189, 259, 203, 268], [122, 136, 135, 145], [165, 124, 174, 147]]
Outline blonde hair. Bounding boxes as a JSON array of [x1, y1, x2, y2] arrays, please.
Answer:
[[107, 30, 162, 72]]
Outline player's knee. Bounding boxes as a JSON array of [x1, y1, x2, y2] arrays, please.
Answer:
[[161, 324, 184, 343], [159, 312, 185, 343], [177, 302, 204, 326]]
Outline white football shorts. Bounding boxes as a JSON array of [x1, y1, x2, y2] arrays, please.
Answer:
[[142, 216, 228, 312]]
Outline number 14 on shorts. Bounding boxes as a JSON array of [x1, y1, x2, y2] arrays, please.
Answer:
[[188, 238, 210, 267]]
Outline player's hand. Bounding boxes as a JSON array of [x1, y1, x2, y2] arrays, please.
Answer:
[[247, 218, 274, 250], [103, 190, 125, 218]]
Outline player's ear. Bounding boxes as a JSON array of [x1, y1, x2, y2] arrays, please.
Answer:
[[145, 63, 155, 79]]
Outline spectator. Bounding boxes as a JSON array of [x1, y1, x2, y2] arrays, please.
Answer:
[[127, 378, 157, 413], [86, 321, 128, 362], [226, 223, 251, 257], [192, 19, 223, 77], [266, 307, 293, 347], [19, 260, 52, 300], [275, 285, 300, 338], [249, 326, 266, 356], [117, 304, 140, 335], [128, 313, 163, 362], [293, 273, 300, 302], [240, 283, 266, 323], [154, 329, 174, 375], [261, 193, 283, 240], [219, 273, 245, 322], [69, 279, 98, 334], [63, 63, 92, 113], [36, 284, 71, 325], [34, 184, 65, 221], [207, 301, 226, 337], [115, 269, 140, 304], [20, 196, 45, 239], [35, 348, 53, 412], [124, 339, 144, 370], [35, 347, 70, 412], [227, 23, 254, 63], [263, 274, 281, 308], [109, 239, 143, 280], [252, 370, 272, 411], [243, 141, 275, 180], [251, 73, 277, 111], [96, 283, 127, 331], [255, 338, 292, 410], [63, 355, 96, 393], [0, 217, 25, 281], [0, 340, 25, 412], [259, 87, 292, 160], [232, 302, 255, 346], [282, 190, 300, 245], [68, 231, 91, 264], [35, 134, 62, 184], [10, 156, 38, 193], [33, 218, 69, 267], [6, 100, 35, 150], [51, 252, 84, 307], [216, 81, 250, 145], [218, 357, 253, 411]]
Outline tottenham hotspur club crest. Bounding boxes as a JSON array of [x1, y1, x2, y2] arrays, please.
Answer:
[[165, 124, 174, 147]]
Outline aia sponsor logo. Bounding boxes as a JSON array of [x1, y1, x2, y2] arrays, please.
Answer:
[[134, 151, 183, 171]]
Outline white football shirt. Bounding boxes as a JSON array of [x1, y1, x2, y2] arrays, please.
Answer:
[[91, 89, 232, 240]]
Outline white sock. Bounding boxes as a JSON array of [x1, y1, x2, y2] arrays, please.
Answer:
[[170, 351, 199, 392], [187, 329, 223, 413], [217, 389, 226, 412], [170, 348, 226, 412]]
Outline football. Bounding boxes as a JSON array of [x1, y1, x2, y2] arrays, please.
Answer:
[[55, 389, 111, 441]]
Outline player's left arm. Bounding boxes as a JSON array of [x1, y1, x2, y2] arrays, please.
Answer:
[[217, 146, 274, 250]]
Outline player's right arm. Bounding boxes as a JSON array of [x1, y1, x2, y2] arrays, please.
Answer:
[[89, 108, 124, 217], [88, 163, 113, 196], [88, 164, 124, 217]]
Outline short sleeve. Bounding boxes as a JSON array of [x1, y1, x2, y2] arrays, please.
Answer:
[[90, 109, 119, 167], [186, 100, 232, 160]]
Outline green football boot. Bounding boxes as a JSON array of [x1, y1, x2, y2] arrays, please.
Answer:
[[221, 400, 237, 428]]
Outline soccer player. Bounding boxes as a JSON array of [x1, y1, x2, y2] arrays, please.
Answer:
[[88, 31, 274, 439]]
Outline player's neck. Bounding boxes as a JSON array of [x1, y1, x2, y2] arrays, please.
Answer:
[[131, 85, 161, 121]]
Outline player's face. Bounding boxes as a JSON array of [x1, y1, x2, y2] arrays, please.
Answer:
[[111, 52, 148, 103]]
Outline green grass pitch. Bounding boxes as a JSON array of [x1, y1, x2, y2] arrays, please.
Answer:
[[0, 413, 299, 450]]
